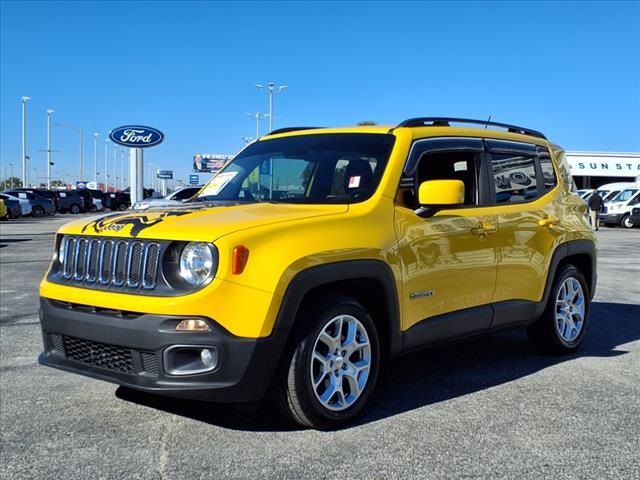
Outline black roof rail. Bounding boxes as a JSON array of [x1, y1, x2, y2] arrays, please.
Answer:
[[395, 117, 547, 140], [267, 127, 324, 136]]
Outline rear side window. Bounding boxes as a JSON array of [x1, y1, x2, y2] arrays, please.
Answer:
[[491, 154, 539, 204], [539, 151, 557, 191]]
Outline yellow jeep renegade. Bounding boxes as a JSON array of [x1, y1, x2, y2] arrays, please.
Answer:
[[39, 117, 597, 429]]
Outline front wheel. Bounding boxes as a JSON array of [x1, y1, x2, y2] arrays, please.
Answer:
[[69, 204, 81, 214], [118, 203, 128, 211], [527, 265, 590, 354], [272, 297, 380, 429], [620, 214, 633, 229]]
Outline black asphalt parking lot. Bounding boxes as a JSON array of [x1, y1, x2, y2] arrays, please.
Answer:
[[1, 214, 639, 479]]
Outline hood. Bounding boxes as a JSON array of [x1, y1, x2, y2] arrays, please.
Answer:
[[58, 202, 349, 242], [133, 198, 182, 210]]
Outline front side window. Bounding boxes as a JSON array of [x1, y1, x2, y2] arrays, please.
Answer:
[[613, 189, 638, 203], [491, 154, 539, 204], [195, 134, 395, 204]]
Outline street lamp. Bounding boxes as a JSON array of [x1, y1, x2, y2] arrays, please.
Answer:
[[246, 112, 269, 138], [256, 82, 287, 132], [121, 148, 127, 191], [104, 138, 109, 192], [55, 123, 84, 181], [46, 109, 54, 189], [93, 133, 99, 185], [21, 96, 32, 186]]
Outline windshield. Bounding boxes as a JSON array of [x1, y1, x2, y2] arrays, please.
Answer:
[[171, 187, 200, 201], [195, 133, 395, 204], [611, 189, 638, 203]]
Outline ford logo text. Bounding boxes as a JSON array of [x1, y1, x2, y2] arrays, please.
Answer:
[[109, 125, 165, 148]]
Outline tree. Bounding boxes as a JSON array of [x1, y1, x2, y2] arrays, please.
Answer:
[[0, 177, 22, 190]]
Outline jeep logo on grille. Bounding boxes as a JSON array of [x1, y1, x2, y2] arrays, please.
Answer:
[[109, 125, 164, 148]]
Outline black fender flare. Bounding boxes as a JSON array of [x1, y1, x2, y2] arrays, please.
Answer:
[[540, 239, 597, 312], [273, 259, 403, 355]]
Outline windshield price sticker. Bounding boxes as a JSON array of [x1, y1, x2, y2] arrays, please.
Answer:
[[201, 172, 238, 197]]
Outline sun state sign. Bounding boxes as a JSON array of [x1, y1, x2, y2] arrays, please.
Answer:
[[566, 152, 640, 178], [109, 126, 164, 148]]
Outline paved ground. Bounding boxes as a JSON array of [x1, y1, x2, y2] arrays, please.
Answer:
[[1, 214, 639, 480]]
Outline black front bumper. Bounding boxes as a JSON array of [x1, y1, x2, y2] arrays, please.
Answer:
[[38, 298, 289, 402]]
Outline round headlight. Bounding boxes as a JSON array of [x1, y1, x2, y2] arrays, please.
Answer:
[[179, 242, 215, 286]]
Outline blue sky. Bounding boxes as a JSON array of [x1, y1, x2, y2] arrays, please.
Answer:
[[1, 0, 639, 187]]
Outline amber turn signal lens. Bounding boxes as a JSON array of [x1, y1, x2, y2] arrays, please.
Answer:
[[175, 319, 210, 332], [232, 245, 250, 275]]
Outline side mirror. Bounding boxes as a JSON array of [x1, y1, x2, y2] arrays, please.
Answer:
[[418, 179, 465, 206]]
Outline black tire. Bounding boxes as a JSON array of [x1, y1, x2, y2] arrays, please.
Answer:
[[118, 203, 128, 211], [88, 204, 97, 213], [620, 214, 633, 229], [69, 204, 81, 214], [272, 296, 380, 430], [527, 264, 590, 354], [31, 206, 45, 218]]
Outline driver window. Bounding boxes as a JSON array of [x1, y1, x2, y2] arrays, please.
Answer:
[[415, 151, 479, 206]]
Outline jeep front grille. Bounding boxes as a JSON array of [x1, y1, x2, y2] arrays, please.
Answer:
[[61, 236, 161, 290]]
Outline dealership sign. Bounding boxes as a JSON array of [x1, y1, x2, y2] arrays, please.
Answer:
[[109, 125, 165, 148], [193, 153, 233, 173], [157, 170, 173, 180], [566, 152, 640, 178]]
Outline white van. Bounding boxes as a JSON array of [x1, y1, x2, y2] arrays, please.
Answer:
[[583, 182, 637, 204], [600, 188, 640, 228]]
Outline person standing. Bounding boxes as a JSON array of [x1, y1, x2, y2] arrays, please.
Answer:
[[588, 189, 603, 231]]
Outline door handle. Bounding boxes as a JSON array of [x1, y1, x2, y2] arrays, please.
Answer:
[[539, 215, 560, 227], [471, 222, 498, 235]]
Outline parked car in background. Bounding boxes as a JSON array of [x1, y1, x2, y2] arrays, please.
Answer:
[[583, 182, 636, 204], [601, 188, 640, 228], [629, 206, 640, 227], [54, 190, 85, 214], [106, 192, 131, 211], [0, 192, 31, 216], [132, 186, 202, 210], [75, 189, 105, 212], [11, 188, 61, 211], [0, 193, 23, 218], [4, 190, 55, 217]]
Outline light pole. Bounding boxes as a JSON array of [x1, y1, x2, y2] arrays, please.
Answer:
[[246, 112, 269, 138], [93, 133, 99, 185], [256, 82, 287, 132], [46, 109, 54, 189], [113, 146, 118, 190], [8, 163, 14, 188], [121, 148, 127, 191], [21, 96, 32, 186], [56, 123, 84, 181], [104, 139, 109, 192]]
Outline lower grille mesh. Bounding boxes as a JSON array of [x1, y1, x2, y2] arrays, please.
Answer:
[[61, 335, 135, 374]]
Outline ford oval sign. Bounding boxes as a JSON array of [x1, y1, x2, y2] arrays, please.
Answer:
[[109, 125, 164, 148]]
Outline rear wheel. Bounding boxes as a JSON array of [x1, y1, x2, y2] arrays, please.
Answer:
[[620, 214, 633, 229], [118, 203, 128, 211], [88, 204, 97, 213], [272, 296, 380, 429], [527, 264, 590, 354], [69, 203, 81, 214], [31, 206, 45, 218]]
